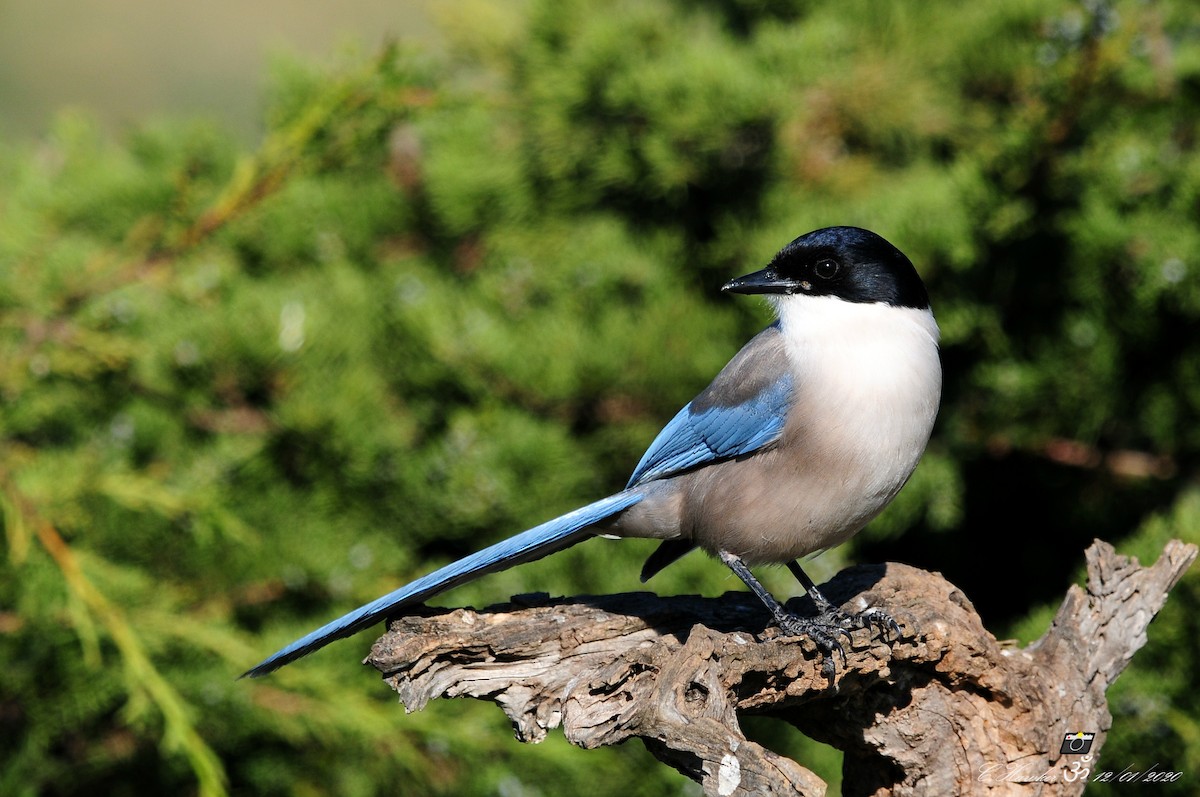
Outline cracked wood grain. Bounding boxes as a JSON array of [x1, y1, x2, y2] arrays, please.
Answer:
[[365, 539, 1196, 796]]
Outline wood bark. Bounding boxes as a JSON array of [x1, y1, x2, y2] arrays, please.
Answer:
[[365, 539, 1196, 796]]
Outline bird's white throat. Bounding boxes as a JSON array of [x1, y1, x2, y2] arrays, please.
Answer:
[[773, 294, 940, 391]]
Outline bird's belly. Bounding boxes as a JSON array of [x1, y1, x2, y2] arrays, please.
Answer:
[[683, 470, 863, 562], [680, 426, 925, 564]]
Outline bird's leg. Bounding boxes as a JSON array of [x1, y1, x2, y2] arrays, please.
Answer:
[[719, 551, 850, 677], [787, 560, 901, 641], [785, 560, 837, 612]]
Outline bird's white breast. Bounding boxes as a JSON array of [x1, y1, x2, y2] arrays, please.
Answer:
[[765, 295, 942, 551]]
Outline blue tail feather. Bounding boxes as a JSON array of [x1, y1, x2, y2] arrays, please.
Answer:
[[242, 491, 643, 678]]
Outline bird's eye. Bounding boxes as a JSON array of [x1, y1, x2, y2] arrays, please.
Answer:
[[813, 259, 840, 280]]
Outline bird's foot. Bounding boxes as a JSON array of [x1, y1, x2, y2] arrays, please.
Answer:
[[812, 601, 901, 642], [852, 605, 902, 641], [771, 608, 853, 680], [721, 552, 901, 679], [771, 603, 901, 680], [804, 584, 901, 642]]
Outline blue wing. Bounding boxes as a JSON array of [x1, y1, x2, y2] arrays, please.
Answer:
[[628, 324, 794, 487], [242, 491, 642, 678]]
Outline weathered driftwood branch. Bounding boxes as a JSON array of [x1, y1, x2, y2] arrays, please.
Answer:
[[366, 539, 1196, 796]]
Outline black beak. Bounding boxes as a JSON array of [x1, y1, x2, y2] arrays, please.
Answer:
[[722, 267, 794, 295]]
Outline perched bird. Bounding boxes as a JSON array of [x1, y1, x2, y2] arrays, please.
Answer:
[[243, 226, 941, 678]]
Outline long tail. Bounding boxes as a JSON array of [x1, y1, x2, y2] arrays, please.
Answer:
[[241, 491, 643, 678]]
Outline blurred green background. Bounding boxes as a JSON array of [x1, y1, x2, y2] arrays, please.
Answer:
[[2, 0, 1199, 795]]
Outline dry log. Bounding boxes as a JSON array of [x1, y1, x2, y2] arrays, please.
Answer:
[[365, 539, 1196, 796]]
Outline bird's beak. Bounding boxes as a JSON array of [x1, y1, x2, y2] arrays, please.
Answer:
[[722, 267, 793, 295]]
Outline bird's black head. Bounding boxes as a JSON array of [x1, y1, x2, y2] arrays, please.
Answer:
[[723, 226, 929, 310]]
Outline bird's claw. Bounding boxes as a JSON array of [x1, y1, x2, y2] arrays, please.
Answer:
[[856, 606, 902, 641], [773, 610, 852, 677], [811, 602, 901, 642], [773, 603, 901, 677]]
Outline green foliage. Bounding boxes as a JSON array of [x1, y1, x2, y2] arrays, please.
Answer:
[[2, 1, 1199, 794]]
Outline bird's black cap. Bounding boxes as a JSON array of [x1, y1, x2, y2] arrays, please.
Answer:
[[723, 226, 930, 310]]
